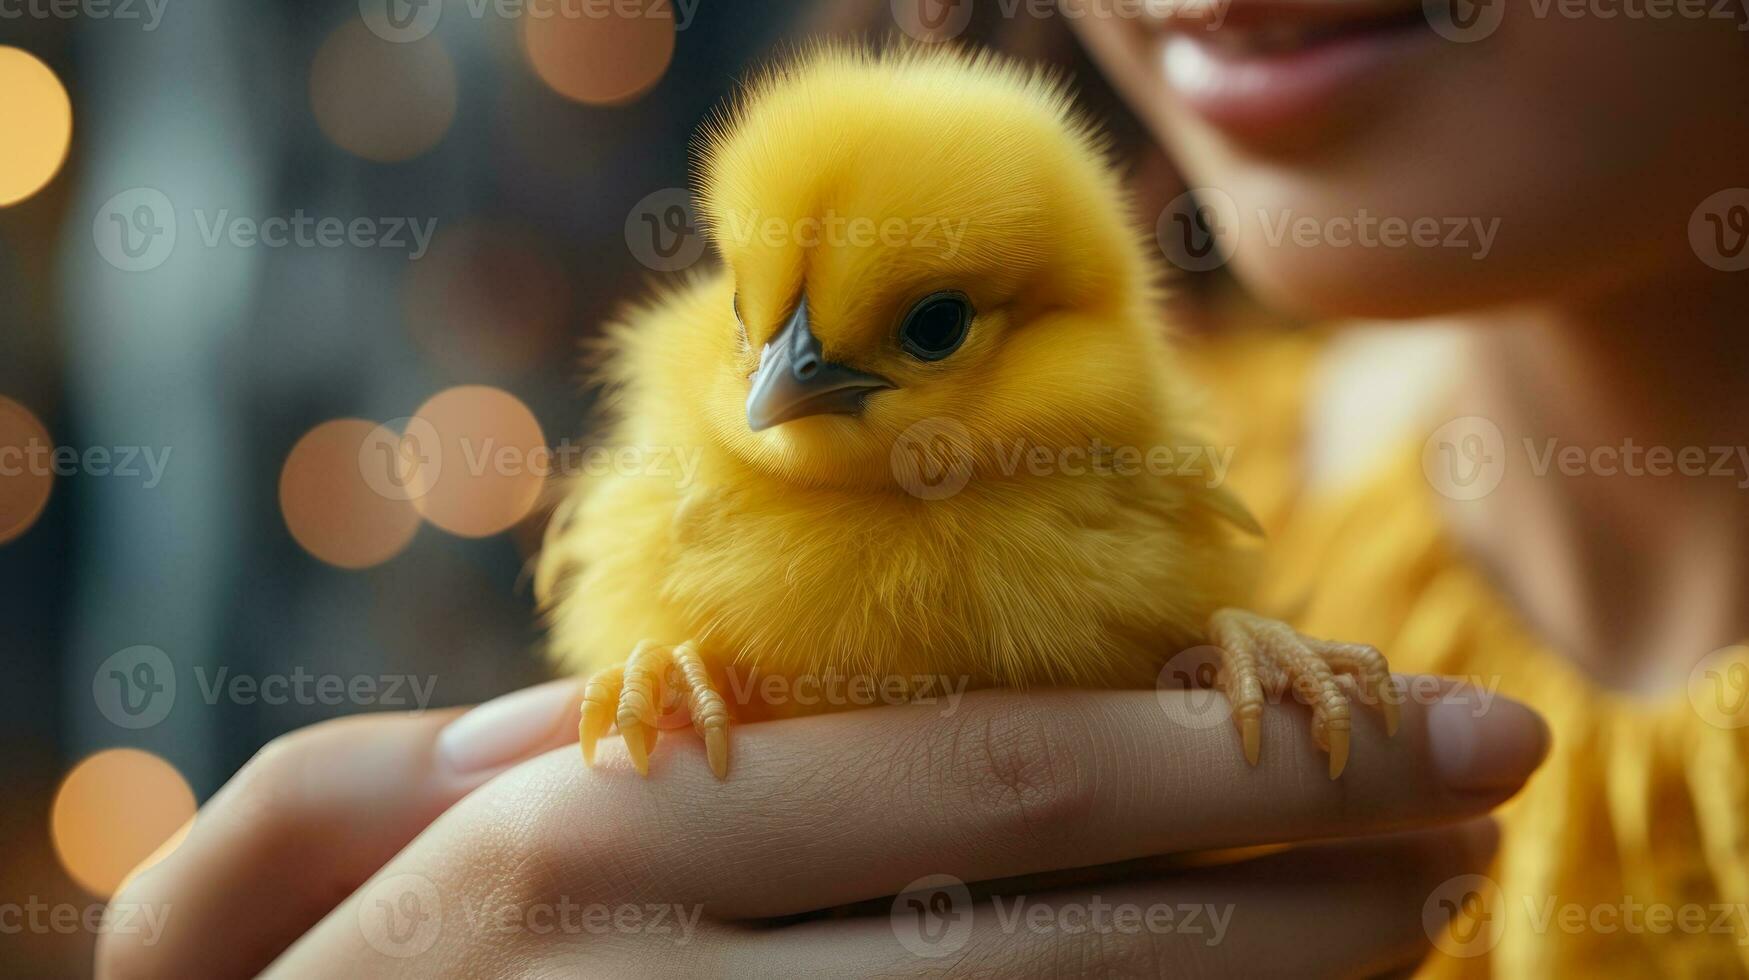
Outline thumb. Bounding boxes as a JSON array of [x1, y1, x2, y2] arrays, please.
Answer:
[[97, 679, 580, 980]]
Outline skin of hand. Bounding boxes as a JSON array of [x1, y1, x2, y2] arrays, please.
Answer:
[[97, 677, 1547, 979]]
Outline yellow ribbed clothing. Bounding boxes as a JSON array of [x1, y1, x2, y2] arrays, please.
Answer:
[[1185, 329, 1749, 978]]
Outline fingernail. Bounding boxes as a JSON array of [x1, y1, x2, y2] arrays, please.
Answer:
[[438, 680, 579, 775], [1427, 694, 1550, 794]]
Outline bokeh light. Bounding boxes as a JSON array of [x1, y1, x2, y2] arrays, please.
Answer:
[[0, 47, 73, 207], [521, 1, 674, 106], [51, 749, 196, 898], [280, 419, 422, 568], [403, 222, 572, 378], [408, 386, 548, 538], [0, 395, 55, 546], [309, 21, 456, 163]]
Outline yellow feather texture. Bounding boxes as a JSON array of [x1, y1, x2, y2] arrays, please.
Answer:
[[537, 44, 1259, 703]]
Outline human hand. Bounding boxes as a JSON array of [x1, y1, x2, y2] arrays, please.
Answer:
[[98, 678, 1546, 978]]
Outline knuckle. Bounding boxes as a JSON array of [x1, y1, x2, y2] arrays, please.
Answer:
[[92, 918, 155, 980], [224, 717, 360, 829], [945, 698, 1097, 845], [467, 763, 643, 910], [222, 732, 304, 828]]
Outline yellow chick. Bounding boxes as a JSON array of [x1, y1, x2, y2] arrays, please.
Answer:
[[536, 45, 1397, 782]]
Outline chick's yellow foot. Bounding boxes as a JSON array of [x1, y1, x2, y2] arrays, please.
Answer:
[[579, 640, 731, 779], [1208, 609, 1400, 779]]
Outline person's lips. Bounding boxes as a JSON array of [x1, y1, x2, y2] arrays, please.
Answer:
[[1150, 0, 1437, 142]]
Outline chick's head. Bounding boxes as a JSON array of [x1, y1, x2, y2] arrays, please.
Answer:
[[694, 46, 1168, 491]]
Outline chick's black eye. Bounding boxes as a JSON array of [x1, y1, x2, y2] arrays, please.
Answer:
[[898, 291, 972, 361]]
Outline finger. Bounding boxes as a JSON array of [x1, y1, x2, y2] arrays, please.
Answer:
[[96, 680, 581, 980], [546, 679, 1540, 916], [707, 819, 1500, 979], [284, 673, 1543, 947]]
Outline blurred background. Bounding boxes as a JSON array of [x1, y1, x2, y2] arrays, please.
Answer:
[[0, 1, 1258, 973]]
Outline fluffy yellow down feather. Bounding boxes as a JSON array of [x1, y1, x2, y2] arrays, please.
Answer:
[[535, 44, 1392, 780]]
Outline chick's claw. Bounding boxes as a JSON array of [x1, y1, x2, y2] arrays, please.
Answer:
[[579, 665, 623, 767], [618, 641, 667, 774], [578, 640, 731, 780], [1208, 609, 1399, 779]]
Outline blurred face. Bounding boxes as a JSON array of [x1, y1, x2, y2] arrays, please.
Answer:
[[1073, 2, 1749, 318]]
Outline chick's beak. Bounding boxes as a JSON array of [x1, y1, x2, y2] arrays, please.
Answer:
[[746, 297, 892, 432]]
